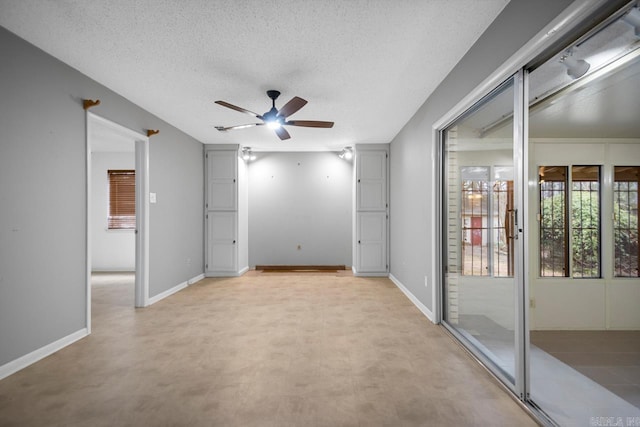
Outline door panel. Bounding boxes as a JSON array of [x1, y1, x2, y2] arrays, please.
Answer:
[[357, 212, 387, 272], [357, 151, 387, 210], [442, 76, 520, 387], [207, 212, 237, 272], [207, 150, 237, 210]]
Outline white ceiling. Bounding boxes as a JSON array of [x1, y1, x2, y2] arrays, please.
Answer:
[[0, 0, 509, 151]]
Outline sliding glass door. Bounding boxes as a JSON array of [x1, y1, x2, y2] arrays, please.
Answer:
[[441, 73, 525, 391], [439, 3, 640, 424]]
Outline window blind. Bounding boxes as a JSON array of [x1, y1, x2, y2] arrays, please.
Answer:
[[108, 170, 136, 229]]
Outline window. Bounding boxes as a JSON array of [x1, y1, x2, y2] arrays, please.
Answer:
[[571, 166, 600, 278], [539, 165, 600, 278], [108, 170, 135, 229], [461, 166, 514, 277], [539, 166, 568, 277], [614, 166, 639, 277]]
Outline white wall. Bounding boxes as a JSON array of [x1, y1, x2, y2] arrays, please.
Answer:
[[529, 139, 640, 330], [248, 152, 353, 267], [91, 152, 135, 271]]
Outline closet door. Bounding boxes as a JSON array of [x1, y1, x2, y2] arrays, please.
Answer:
[[355, 147, 389, 274], [357, 150, 387, 211], [357, 211, 387, 272], [205, 148, 239, 276], [207, 150, 237, 211], [207, 212, 237, 272]]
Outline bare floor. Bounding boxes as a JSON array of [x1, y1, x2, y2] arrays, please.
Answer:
[[531, 330, 640, 408], [0, 273, 535, 426]]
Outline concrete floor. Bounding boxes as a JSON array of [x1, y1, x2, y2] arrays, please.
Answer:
[[0, 272, 535, 426]]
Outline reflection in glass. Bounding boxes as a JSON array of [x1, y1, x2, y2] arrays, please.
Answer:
[[614, 166, 639, 277], [443, 78, 516, 383]]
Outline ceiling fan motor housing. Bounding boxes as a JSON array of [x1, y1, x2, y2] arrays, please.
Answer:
[[266, 90, 281, 100]]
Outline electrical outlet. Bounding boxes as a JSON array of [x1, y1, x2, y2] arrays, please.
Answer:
[[530, 298, 536, 309], [425, 276, 429, 288], [186, 257, 191, 266]]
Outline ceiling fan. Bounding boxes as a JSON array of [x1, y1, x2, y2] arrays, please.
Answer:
[[214, 90, 334, 140]]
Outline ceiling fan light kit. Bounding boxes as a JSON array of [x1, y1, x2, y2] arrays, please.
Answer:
[[215, 90, 334, 141]]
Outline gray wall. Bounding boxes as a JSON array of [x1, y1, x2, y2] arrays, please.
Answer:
[[248, 152, 352, 267], [388, 0, 574, 311], [0, 27, 204, 366]]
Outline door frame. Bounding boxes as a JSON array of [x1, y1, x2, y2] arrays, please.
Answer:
[[85, 112, 150, 333]]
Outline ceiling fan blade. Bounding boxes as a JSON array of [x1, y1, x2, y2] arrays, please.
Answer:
[[215, 101, 263, 119], [286, 120, 334, 128], [277, 96, 307, 118], [274, 126, 291, 140], [215, 123, 264, 132]]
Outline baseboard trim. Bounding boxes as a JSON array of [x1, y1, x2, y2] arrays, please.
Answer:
[[389, 274, 435, 323], [353, 271, 389, 277], [0, 328, 88, 381], [188, 273, 205, 285], [147, 272, 204, 306], [205, 266, 249, 278]]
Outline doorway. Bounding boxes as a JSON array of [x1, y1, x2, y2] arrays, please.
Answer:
[[86, 112, 149, 333]]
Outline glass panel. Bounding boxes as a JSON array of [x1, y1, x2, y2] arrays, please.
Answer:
[[443, 77, 517, 384], [614, 166, 639, 277], [528, 5, 640, 424], [571, 166, 600, 278], [461, 167, 490, 276], [539, 166, 568, 277]]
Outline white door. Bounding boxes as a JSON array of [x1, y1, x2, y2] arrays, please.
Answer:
[[357, 211, 387, 272], [207, 211, 237, 272], [207, 150, 237, 211], [357, 150, 387, 211]]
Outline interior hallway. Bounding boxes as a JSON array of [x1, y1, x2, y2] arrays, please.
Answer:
[[0, 273, 534, 426]]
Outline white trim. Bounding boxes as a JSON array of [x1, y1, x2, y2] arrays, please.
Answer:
[[0, 329, 88, 381], [205, 269, 246, 278], [134, 139, 150, 308], [389, 274, 434, 323], [188, 273, 205, 285], [147, 273, 207, 305], [86, 112, 150, 318], [353, 269, 389, 277], [147, 281, 188, 305], [85, 112, 93, 334]]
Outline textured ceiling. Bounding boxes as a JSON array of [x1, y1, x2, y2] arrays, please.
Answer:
[[0, 0, 509, 151]]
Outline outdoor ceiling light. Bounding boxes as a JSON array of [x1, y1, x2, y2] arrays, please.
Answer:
[[339, 147, 353, 160], [560, 51, 591, 79], [622, 7, 640, 37]]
